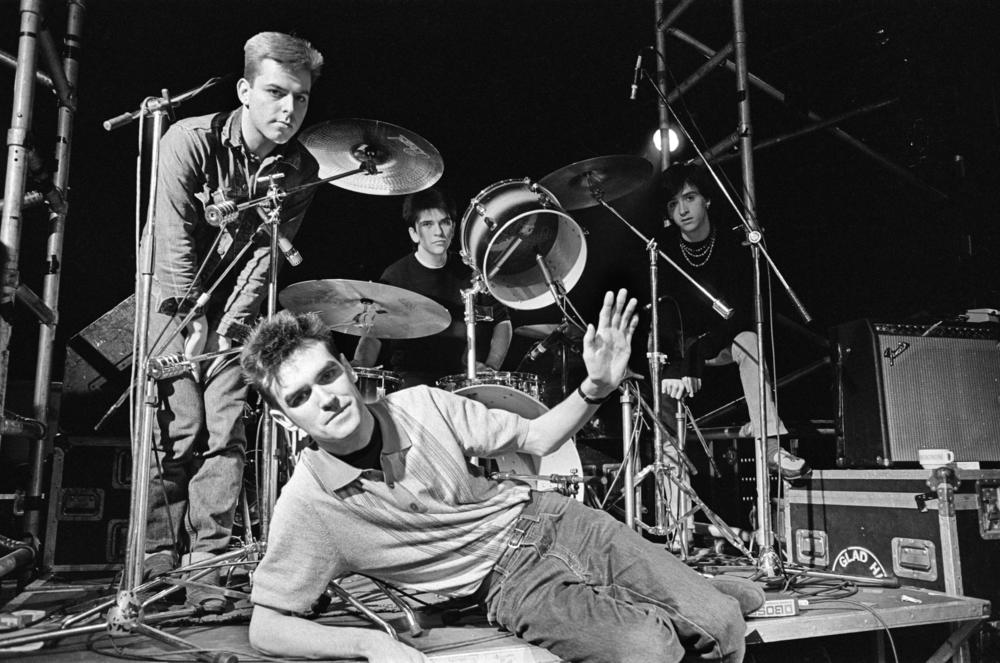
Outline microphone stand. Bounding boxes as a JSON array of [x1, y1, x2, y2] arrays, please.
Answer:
[[638, 0, 813, 576], [583, 182, 730, 551]]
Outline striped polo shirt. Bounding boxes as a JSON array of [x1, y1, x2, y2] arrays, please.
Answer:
[[252, 385, 533, 615]]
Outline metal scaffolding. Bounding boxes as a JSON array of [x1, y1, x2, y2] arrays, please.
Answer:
[[0, 0, 86, 574]]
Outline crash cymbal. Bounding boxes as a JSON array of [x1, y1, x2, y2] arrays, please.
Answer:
[[538, 155, 653, 211], [279, 279, 450, 339], [298, 119, 444, 195]]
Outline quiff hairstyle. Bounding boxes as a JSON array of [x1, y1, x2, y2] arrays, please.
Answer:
[[240, 310, 339, 407], [243, 32, 325, 83]]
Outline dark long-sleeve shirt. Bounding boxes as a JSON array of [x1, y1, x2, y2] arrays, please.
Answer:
[[655, 222, 755, 380], [145, 107, 319, 338]]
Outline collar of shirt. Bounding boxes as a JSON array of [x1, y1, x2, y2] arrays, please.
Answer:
[[220, 106, 304, 172], [301, 399, 413, 492]]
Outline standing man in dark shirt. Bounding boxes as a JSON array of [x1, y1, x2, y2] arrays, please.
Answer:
[[141, 31, 324, 611], [654, 163, 808, 480], [354, 187, 512, 387]]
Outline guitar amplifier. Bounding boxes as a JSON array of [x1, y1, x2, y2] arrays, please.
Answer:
[[832, 319, 1000, 467]]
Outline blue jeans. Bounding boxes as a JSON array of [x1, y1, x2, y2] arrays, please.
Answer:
[[145, 312, 247, 556], [484, 492, 745, 662]]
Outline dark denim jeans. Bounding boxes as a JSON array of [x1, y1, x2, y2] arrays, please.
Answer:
[[484, 491, 745, 662], [145, 312, 247, 556]]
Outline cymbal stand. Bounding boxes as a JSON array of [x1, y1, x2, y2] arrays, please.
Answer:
[[584, 184, 731, 551], [461, 271, 486, 381]]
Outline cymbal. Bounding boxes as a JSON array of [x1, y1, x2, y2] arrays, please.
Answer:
[[279, 279, 450, 339], [298, 119, 444, 195], [538, 155, 653, 211]]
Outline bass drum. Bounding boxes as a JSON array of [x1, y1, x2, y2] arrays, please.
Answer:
[[460, 178, 586, 310], [454, 384, 584, 501], [354, 368, 402, 403]]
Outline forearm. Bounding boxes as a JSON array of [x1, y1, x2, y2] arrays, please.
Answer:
[[520, 377, 611, 456], [483, 321, 512, 369], [249, 605, 415, 660]]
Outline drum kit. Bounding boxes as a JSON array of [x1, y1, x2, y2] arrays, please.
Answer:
[[274, 122, 657, 503]]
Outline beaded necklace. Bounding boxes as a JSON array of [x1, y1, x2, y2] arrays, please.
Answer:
[[678, 226, 717, 267]]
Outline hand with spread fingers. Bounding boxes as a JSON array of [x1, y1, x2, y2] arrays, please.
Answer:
[[581, 289, 639, 398]]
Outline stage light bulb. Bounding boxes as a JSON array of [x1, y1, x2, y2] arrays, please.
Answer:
[[653, 128, 680, 153]]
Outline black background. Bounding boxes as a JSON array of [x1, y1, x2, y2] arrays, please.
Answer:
[[2, 0, 999, 427]]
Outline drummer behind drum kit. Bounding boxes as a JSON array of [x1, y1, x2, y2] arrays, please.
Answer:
[[281, 118, 654, 503]]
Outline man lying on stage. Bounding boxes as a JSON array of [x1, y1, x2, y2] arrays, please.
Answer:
[[240, 290, 755, 663]]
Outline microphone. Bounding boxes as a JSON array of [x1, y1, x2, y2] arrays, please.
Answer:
[[629, 51, 643, 100], [261, 223, 303, 266], [147, 353, 194, 380], [526, 328, 565, 362], [206, 199, 240, 227]]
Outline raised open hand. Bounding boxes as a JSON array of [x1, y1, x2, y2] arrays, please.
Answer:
[[581, 289, 639, 396]]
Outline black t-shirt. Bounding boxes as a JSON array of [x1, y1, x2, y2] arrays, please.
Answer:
[[379, 252, 509, 381], [654, 221, 755, 379]]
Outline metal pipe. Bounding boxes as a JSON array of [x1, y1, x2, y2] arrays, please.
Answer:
[[666, 41, 734, 106], [0, 191, 46, 214], [667, 27, 947, 200], [37, 26, 75, 110], [27, 0, 85, 541], [0, 0, 44, 458], [0, 47, 54, 90], [656, 0, 697, 32], [653, 0, 672, 172]]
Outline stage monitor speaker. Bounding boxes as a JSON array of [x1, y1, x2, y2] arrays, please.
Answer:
[[833, 319, 1000, 467], [61, 296, 135, 435]]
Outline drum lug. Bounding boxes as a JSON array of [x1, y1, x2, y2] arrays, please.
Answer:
[[529, 180, 554, 208], [475, 203, 495, 230]]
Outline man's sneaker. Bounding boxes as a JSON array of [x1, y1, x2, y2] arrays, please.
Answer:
[[142, 551, 177, 581], [767, 448, 811, 481], [181, 552, 231, 614]]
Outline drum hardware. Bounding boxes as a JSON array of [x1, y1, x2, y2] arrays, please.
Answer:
[[297, 118, 444, 196], [451, 383, 585, 503], [490, 470, 592, 499], [459, 178, 587, 310], [353, 368, 403, 404], [539, 156, 739, 556], [278, 278, 451, 340], [437, 372, 543, 402]]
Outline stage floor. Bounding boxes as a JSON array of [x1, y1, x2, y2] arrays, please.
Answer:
[[0, 573, 991, 662]]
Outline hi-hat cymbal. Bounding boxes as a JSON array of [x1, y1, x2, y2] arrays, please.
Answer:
[[279, 279, 450, 339], [298, 119, 444, 195], [538, 155, 653, 211]]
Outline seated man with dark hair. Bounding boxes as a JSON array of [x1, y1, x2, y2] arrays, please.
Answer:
[[655, 162, 809, 481], [353, 186, 511, 387], [240, 290, 755, 662]]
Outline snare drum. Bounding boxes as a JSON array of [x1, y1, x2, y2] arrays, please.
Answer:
[[452, 383, 584, 501], [436, 371, 542, 401], [460, 178, 587, 310], [354, 368, 402, 403]]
